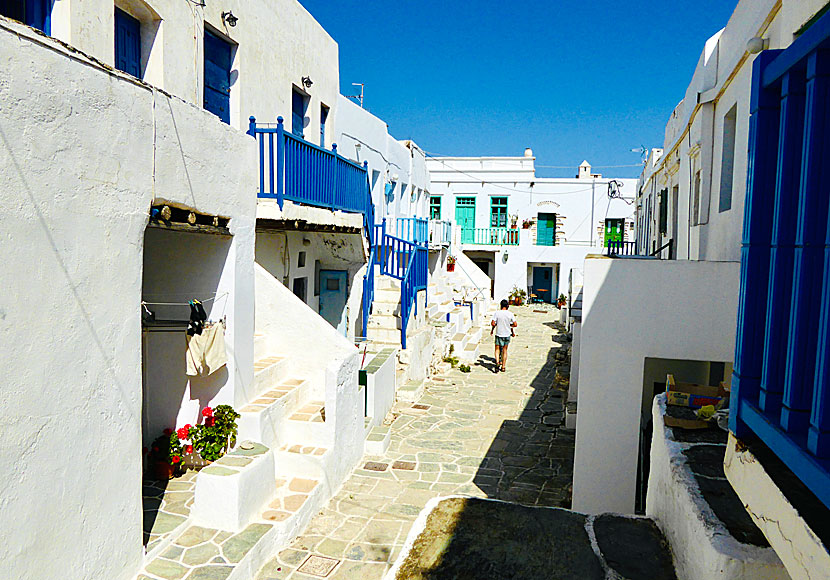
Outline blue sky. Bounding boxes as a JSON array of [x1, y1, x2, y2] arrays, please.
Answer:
[[298, 0, 737, 178]]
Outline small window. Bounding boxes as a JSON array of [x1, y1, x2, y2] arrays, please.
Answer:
[[1, 0, 51, 33], [719, 104, 738, 213], [292, 89, 308, 138], [320, 104, 329, 147], [693, 172, 701, 225], [658, 189, 668, 234], [114, 8, 141, 78], [298, 251, 306, 268], [326, 278, 339, 291], [490, 197, 508, 228], [292, 277, 307, 302], [430, 196, 441, 220]]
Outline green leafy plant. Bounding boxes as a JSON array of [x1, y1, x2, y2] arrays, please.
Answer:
[[188, 405, 241, 462], [509, 286, 527, 305], [443, 355, 460, 368], [446, 255, 457, 265], [449, 344, 455, 354], [459, 364, 471, 373]]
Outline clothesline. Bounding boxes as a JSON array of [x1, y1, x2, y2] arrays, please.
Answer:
[[141, 292, 229, 307]]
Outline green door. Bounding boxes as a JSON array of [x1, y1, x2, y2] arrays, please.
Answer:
[[604, 218, 624, 247], [537, 213, 556, 246], [456, 197, 476, 243]]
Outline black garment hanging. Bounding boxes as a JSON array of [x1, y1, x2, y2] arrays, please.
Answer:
[[187, 299, 208, 336]]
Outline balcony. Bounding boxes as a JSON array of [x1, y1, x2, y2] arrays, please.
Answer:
[[247, 116, 375, 241], [460, 227, 519, 246], [428, 219, 452, 247]]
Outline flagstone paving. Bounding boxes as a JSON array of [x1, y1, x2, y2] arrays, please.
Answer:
[[256, 307, 574, 580], [144, 471, 197, 553]]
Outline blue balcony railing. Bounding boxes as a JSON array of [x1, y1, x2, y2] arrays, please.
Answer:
[[247, 116, 374, 241], [461, 227, 519, 245], [396, 217, 428, 245], [731, 11, 830, 509], [429, 219, 452, 246]]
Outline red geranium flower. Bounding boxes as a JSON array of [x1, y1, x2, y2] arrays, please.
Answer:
[[185, 445, 193, 454], [206, 416, 215, 427], [202, 407, 213, 418], [177, 427, 189, 440], [163, 428, 173, 436], [171, 456, 180, 464]]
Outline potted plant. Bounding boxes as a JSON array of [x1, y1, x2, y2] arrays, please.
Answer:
[[146, 428, 185, 480], [556, 293, 567, 309], [446, 255, 456, 272], [522, 218, 534, 229], [509, 286, 527, 306], [189, 405, 241, 462]]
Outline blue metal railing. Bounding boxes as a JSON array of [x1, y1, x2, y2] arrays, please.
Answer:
[[362, 246, 376, 341], [605, 240, 637, 256], [396, 217, 428, 245], [731, 11, 830, 509], [461, 227, 519, 245]]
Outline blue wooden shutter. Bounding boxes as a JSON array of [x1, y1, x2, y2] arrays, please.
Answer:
[[1, 0, 50, 33], [114, 8, 140, 78], [292, 91, 306, 137], [204, 30, 232, 124]]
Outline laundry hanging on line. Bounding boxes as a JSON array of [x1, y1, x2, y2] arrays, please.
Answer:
[[188, 299, 208, 336], [186, 320, 228, 376]]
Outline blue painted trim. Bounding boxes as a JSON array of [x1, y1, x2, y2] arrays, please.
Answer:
[[740, 400, 830, 508], [763, 8, 830, 88]]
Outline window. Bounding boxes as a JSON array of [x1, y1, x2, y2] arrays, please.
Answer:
[[658, 189, 668, 234], [604, 218, 624, 247], [320, 104, 329, 147], [292, 89, 308, 138], [297, 251, 306, 268], [114, 8, 141, 78], [537, 213, 557, 246], [490, 197, 507, 228], [292, 277, 307, 302], [719, 104, 738, 212], [693, 171, 701, 225], [203, 30, 232, 124], [1, 0, 50, 33], [430, 196, 441, 220]]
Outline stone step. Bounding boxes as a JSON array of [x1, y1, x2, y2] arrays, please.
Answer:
[[274, 444, 332, 481], [286, 401, 330, 447], [237, 378, 311, 451], [364, 425, 391, 456], [459, 342, 480, 363], [374, 287, 401, 302], [252, 356, 290, 398]]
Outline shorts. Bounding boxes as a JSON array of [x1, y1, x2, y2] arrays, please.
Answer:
[[495, 336, 511, 347]]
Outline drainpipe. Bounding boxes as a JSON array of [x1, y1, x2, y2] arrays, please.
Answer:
[[590, 179, 595, 246]]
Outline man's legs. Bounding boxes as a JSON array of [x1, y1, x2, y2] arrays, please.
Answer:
[[495, 341, 500, 369], [502, 343, 509, 371]]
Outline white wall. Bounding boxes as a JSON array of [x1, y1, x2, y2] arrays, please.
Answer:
[[572, 257, 739, 514], [0, 20, 256, 580], [45, 0, 340, 138], [636, 0, 830, 263]]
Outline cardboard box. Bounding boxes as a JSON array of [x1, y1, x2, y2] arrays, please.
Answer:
[[665, 374, 727, 409]]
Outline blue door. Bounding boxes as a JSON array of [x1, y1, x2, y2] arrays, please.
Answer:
[[292, 90, 307, 137], [1, 0, 50, 33], [204, 30, 232, 124], [114, 8, 141, 78], [319, 270, 348, 335], [532, 267, 553, 303]]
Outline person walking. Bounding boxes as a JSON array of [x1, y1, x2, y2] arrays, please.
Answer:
[[491, 299, 517, 372]]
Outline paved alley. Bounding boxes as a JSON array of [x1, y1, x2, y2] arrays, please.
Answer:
[[257, 307, 574, 579]]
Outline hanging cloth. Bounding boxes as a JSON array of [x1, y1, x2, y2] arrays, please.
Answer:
[[187, 299, 207, 336], [186, 321, 228, 376]]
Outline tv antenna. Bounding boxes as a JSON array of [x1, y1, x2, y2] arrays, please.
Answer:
[[348, 83, 364, 108], [631, 145, 648, 162]]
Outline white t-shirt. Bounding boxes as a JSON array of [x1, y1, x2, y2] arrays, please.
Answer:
[[492, 310, 516, 338]]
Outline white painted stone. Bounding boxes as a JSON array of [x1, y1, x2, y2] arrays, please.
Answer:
[[646, 396, 787, 580], [192, 449, 276, 532], [724, 433, 830, 580], [365, 351, 398, 430]]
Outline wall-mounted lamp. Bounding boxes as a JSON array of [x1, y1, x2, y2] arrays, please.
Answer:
[[302, 76, 313, 89], [746, 37, 769, 54], [221, 11, 238, 27], [302, 237, 311, 246]]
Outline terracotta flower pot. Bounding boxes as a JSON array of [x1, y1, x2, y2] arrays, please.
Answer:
[[447, 263, 455, 272], [147, 460, 176, 480]]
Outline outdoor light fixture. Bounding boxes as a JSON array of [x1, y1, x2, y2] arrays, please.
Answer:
[[302, 76, 313, 89], [221, 11, 238, 27], [746, 37, 769, 54]]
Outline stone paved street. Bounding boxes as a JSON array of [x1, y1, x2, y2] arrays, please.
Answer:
[[257, 307, 574, 579]]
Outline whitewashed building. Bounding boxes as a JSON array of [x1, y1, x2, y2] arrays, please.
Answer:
[[571, 1, 830, 579], [426, 154, 636, 304]]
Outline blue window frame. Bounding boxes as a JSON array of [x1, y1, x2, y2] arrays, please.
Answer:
[[1, 0, 51, 33], [114, 8, 141, 78], [320, 104, 329, 147], [292, 90, 308, 137], [203, 29, 232, 124]]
